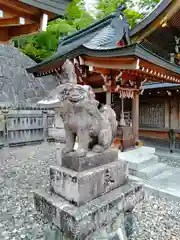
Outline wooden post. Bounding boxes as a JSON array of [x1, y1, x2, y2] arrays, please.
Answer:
[[40, 13, 48, 31], [120, 97, 126, 126], [169, 97, 178, 152], [132, 92, 139, 141], [106, 92, 111, 106], [170, 97, 178, 129], [2, 110, 8, 147], [42, 110, 48, 141], [165, 99, 170, 128]]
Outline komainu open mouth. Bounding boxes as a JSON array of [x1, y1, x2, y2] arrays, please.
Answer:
[[68, 96, 84, 102]]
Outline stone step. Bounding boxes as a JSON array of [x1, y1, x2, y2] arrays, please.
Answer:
[[118, 146, 159, 171], [119, 154, 159, 171], [131, 162, 169, 180], [150, 168, 176, 180], [133, 155, 159, 170]]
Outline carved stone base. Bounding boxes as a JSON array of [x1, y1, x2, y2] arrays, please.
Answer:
[[50, 159, 128, 206], [44, 216, 128, 240], [43, 212, 135, 240], [34, 182, 144, 239]]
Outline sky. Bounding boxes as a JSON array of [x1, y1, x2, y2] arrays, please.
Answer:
[[84, 0, 157, 15], [84, 0, 99, 15]]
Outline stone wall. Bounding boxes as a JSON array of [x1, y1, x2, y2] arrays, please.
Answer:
[[0, 44, 58, 107]]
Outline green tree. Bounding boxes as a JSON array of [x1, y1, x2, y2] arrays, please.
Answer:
[[18, 18, 77, 62], [139, 0, 160, 13], [65, 0, 95, 30], [96, 0, 160, 28], [127, 0, 160, 14]]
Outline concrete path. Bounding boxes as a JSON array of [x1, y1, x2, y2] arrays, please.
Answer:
[[119, 146, 180, 201], [155, 148, 180, 161], [130, 166, 180, 201]]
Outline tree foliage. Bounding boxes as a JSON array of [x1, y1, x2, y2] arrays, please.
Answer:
[[137, 0, 160, 14], [13, 0, 160, 62], [15, 19, 77, 62], [96, 0, 160, 27]]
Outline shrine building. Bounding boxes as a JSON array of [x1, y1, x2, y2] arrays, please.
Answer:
[[27, 0, 180, 150]]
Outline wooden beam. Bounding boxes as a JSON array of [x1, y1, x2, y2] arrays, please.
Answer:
[[0, 0, 41, 15], [0, 16, 20, 26], [0, 3, 41, 23], [83, 56, 139, 70], [139, 59, 180, 80], [0, 27, 9, 42], [8, 23, 39, 38], [0, 24, 40, 42]]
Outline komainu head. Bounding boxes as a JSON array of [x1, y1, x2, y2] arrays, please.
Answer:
[[37, 83, 98, 108]]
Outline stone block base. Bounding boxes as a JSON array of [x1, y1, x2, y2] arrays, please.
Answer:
[[61, 148, 118, 171], [50, 160, 128, 206], [34, 181, 144, 239]]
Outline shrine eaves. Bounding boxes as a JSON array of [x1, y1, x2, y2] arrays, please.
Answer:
[[0, 0, 71, 42]]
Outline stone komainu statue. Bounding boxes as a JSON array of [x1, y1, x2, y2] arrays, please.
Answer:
[[55, 83, 117, 156], [38, 60, 117, 157]]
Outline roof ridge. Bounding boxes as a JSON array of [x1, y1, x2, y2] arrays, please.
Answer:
[[58, 13, 115, 46]]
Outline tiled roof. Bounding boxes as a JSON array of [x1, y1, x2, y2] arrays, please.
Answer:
[[26, 0, 180, 78], [26, 7, 130, 72]]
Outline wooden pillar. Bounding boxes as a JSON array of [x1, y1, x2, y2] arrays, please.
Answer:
[[40, 13, 48, 31], [165, 99, 170, 128], [169, 97, 178, 152], [132, 92, 139, 141], [106, 92, 111, 106], [170, 97, 178, 129]]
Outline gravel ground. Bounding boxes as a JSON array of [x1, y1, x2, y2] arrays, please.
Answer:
[[158, 155, 180, 168], [130, 195, 180, 240], [0, 143, 56, 240], [1, 143, 180, 240]]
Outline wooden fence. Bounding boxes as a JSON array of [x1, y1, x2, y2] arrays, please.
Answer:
[[0, 108, 54, 147]]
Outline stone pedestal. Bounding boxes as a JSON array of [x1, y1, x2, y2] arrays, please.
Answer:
[[34, 148, 144, 239], [50, 160, 128, 206]]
